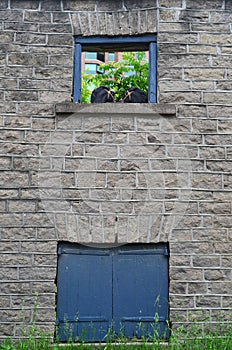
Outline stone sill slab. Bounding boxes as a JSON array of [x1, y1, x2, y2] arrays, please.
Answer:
[[55, 102, 176, 116]]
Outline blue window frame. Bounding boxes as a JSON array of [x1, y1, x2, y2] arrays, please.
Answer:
[[73, 35, 157, 103], [56, 243, 169, 342]]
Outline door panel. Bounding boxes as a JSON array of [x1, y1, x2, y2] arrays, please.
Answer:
[[56, 246, 112, 341], [56, 243, 169, 342], [113, 245, 169, 339]]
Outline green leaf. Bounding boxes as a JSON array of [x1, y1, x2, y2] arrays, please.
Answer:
[[81, 51, 148, 102]]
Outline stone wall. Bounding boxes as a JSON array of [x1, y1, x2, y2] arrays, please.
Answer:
[[0, 0, 231, 340], [158, 0, 232, 330]]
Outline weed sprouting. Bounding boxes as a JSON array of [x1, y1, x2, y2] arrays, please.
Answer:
[[0, 295, 231, 350], [1, 322, 232, 349]]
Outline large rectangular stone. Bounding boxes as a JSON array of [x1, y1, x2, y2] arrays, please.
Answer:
[[0, 169, 29, 186], [184, 68, 225, 80], [170, 267, 203, 281], [200, 33, 232, 45], [203, 92, 232, 104]]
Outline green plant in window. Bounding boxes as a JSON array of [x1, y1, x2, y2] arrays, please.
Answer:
[[82, 51, 148, 102], [81, 72, 92, 104]]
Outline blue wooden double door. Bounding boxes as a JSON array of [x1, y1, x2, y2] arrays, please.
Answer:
[[56, 243, 169, 342]]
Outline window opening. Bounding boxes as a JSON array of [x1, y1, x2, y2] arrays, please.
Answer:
[[82, 50, 149, 103], [73, 35, 157, 103]]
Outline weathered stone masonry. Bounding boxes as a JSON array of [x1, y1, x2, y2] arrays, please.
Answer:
[[0, 0, 232, 339]]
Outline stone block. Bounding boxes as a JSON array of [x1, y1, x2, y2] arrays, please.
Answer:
[[21, 241, 57, 254], [159, 80, 191, 91], [31, 308, 55, 323], [8, 200, 36, 212], [169, 254, 191, 266], [169, 281, 187, 294], [204, 134, 232, 146], [170, 295, 194, 308], [199, 146, 225, 159], [167, 144, 197, 158], [0, 0, 8, 8], [19, 266, 56, 281], [0, 156, 11, 170], [170, 267, 203, 281], [31, 281, 55, 293], [186, 0, 222, 9], [199, 201, 231, 215], [0, 309, 30, 323], [218, 120, 232, 134], [189, 44, 217, 54], [114, 11, 130, 36], [47, 33, 73, 46], [39, 90, 70, 103], [216, 80, 232, 91], [159, 8, 178, 22], [10, 0, 40, 9], [96, 12, 107, 35], [188, 310, 211, 322], [40, 23, 72, 34], [0, 9, 23, 21], [204, 269, 231, 282], [200, 33, 232, 45], [33, 254, 57, 266], [211, 309, 232, 322], [221, 256, 232, 268], [206, 160, 232, 172], [0, 102, 17, 114], [5, 90, 39, 102], [177, 104, 207, 118], [222, 296, 232, 307], [159, 32, 198, 44], [23, 213, 54, 227], [0, 253, 32, 267], [8, 53, 48, 66], [63, 0, 95, 11], [0, 267, 18, 280], [170, 229, 192, 242], [37, 227, 57, 240], [214, 214, 232, 228], [192, 256, 221, 268], [0, 189, 19, 199], [159, 53, 210, 67], [188, 282, 208, 294], [124, 0, 155, 9], [203, 92, 232, 104], [87, 12, 99, 36], [192, 228, 228, 242], [15, 32, 46, 45], [52, 13, 70, 26], [40, 0, 62, 10], [213, 55, 232, 67], [0, 324, 14, 338], [184, 67, 225, 81], [170, 241, 213, 254], [192, 173, 222, 190], [34, 66, 72, 80], [0, 171, 29, 187], [159, 91, 201, 104]]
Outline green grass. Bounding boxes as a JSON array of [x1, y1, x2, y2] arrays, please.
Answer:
[[1, 297, 231, 350], [1, 321, 232, 350]]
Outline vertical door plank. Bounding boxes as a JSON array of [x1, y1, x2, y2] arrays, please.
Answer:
[[113, 244, 169, 339], [57, 245, 112, 341]]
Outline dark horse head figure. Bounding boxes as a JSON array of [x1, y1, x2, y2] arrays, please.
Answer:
[[121, 87, 148, 103], [91, 86, 115, 103]]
